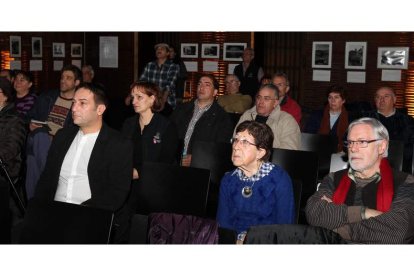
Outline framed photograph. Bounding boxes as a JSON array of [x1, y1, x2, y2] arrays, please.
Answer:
[[201, 43, 219, 58], [377, 47, 410, 69], [345, 42, 367, 69], [312, 41, 332, 68], [10, 36, 21, 57], [32, 37, 42, 58], [52, 43, 65, 58], [223, 43, 247, 61], [181, 43, 198, 58], [71, 43, 82, 57]]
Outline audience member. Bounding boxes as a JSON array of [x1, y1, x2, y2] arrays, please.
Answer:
[[33, 83, 133, 240], [122, 82, 179, 180], [260, 74, 272, 86], [13, 70, 37, 116], [303, 85, 349, 152], [169, 45, 188, 104], [272, 72, 302, 124], [0, 69, 15, 84], [170, 74, 233, 167], [364, 87, 414, 173], [306, 117, 414, 243], [140, 43, 179, 109], [217, 74, 252, 113], [236, 84, 301, 150], [233, 47, 264, 99], [25, 64, 81, 199], [81, 65, 95, 83], [0, 77, 27, 223], [217, 120, 295, 242]]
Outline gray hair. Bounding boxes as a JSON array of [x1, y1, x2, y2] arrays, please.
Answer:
[[82, 65, 95, 77], [258, 83, 280, 99], [347, 117, 389, 157]]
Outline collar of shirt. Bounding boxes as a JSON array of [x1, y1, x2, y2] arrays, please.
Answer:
[[232, 162, 274, 182]]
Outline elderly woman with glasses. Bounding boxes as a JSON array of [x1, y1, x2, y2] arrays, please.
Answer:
[[216, 120, 295, 241]]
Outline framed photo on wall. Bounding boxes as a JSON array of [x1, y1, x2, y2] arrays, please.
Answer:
[[10, 36, 21, 57], [52, 43, 65, 58], [223, 43, 247, 61], [71, 44, 82, 57], [32, 37, 42, 58], [312, 41, 332, 68], [201, 44, 219, 58], [181, 43, 198, 58], [345, 42, 367, 69], [377, 47, 409, 69]]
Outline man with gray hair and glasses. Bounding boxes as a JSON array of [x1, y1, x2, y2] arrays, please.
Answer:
[[306, 117, 414, 243]]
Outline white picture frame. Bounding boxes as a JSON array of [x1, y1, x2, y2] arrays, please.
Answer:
[[312, 41, 332, 68], [201, 43, 220, 59], [377, 47, 410, 69], [10, 36, 21, 57], [181, 43, 198, 58], [52, 43, 65, 58], [345, 41, 367, 69], [32, 37, 42, 58], [71, 43, 82, 58], [223, 43, 247, 61]]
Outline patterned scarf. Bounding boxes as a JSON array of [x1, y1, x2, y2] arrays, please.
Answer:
[[332, 158, 394, 212]]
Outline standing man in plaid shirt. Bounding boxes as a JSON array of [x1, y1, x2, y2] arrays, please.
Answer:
[[140, 43, 179, 109]]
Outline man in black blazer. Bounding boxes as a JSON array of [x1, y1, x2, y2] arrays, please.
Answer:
[[34, 83, 133, 212]]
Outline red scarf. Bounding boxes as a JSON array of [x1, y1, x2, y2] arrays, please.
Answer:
[[332, 158, 394, 212]]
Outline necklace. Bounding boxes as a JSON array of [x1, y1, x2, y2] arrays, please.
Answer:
[[241, 182, 256, 198]]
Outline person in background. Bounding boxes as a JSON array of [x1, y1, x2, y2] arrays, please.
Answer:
[[170, 74, 233, 167], [13, 70, 37, 116], [272, 72, 302, 125], [0, 69, 15, 85], [303, 85, 349, 152], [236, 83, 301, 150], [140, 43, 179, 109], [260, 75, 272, 86], [81, 65, 95, 83], [363, 86, 414, 174], [233, 48, 264, 100], [217, 74, 252, 113], [168, 45, 188, 104], [306, 117, 414, 243], [217, 120, 295, 242]]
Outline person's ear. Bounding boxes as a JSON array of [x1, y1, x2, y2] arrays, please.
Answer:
[[378, 140, 387, 156], [256, 148, 266, 161], [96, 104, 106, 116], [213, 89, 218, 97]]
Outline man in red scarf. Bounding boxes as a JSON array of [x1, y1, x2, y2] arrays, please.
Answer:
[[306, 117, 414, 243]]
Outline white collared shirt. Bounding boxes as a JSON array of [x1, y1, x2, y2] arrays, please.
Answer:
[[54, 130, 99, 204]]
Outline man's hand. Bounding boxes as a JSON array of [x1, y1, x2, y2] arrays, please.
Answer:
[[321, 195, 333, 203], [29, 122, 43, 132], [365, 208, 383, 219], [181, 154, 192, 167], [132, 168, 139, 180]]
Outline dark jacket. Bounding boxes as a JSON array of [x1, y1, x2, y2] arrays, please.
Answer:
[[0, 103, 27, 179], [121, 112, 179, 168], [170, 101, 233, 154], [234, 62, 261, 98], [34, 123, 133, 212]]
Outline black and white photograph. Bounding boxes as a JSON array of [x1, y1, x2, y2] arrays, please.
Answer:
[[377, 47, 409, 69], [223, 43, 246, 61], [71, 43, 82, 57], [52, 42, 65, 57], [181, 43, 198, 58], [32, 37, 42, 58], [345, 41, 367, 69], [201, 43, 219, 58], [312, 41, 332, 68], [10, 36, 21, 57]]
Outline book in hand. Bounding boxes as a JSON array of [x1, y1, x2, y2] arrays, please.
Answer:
[[31, 119, 51, 131]]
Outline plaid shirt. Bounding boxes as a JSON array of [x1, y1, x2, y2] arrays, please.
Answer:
[[233, 162, 275, 182], [139, 59, 179, 107]]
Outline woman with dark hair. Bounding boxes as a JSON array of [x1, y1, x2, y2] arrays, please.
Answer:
[[13, 70, 37, 116], [216, 120, 295, 240], [121, 81, 179, 180]]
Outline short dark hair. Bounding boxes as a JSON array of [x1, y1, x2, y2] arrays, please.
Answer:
[[61, 64, 82, 82], [14, 70, 33, 83], [258, 83, 280, 99], [198, 74, 219, 90], [326, 84, 346, 99], [129, 81, 162, 112], [0, 69, 15, 81], [76, 83, 108, 107], [0, 77, 13, 103], [235, 120, 274, 161]]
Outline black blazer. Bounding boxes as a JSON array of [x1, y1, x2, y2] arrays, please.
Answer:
[[34, 123, 133, 212]]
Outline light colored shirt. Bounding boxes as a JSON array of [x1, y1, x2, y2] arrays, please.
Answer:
[[54, 130, 99, 204], [329, 112, 340, 129]]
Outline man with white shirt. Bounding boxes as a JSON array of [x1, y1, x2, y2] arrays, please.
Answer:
[[34, 83, 133, 212]]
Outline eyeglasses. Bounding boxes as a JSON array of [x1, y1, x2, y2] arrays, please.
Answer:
[[344, 139, 383, 148], [255, 95, 276, 102], [230, 137, 258, 148]]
